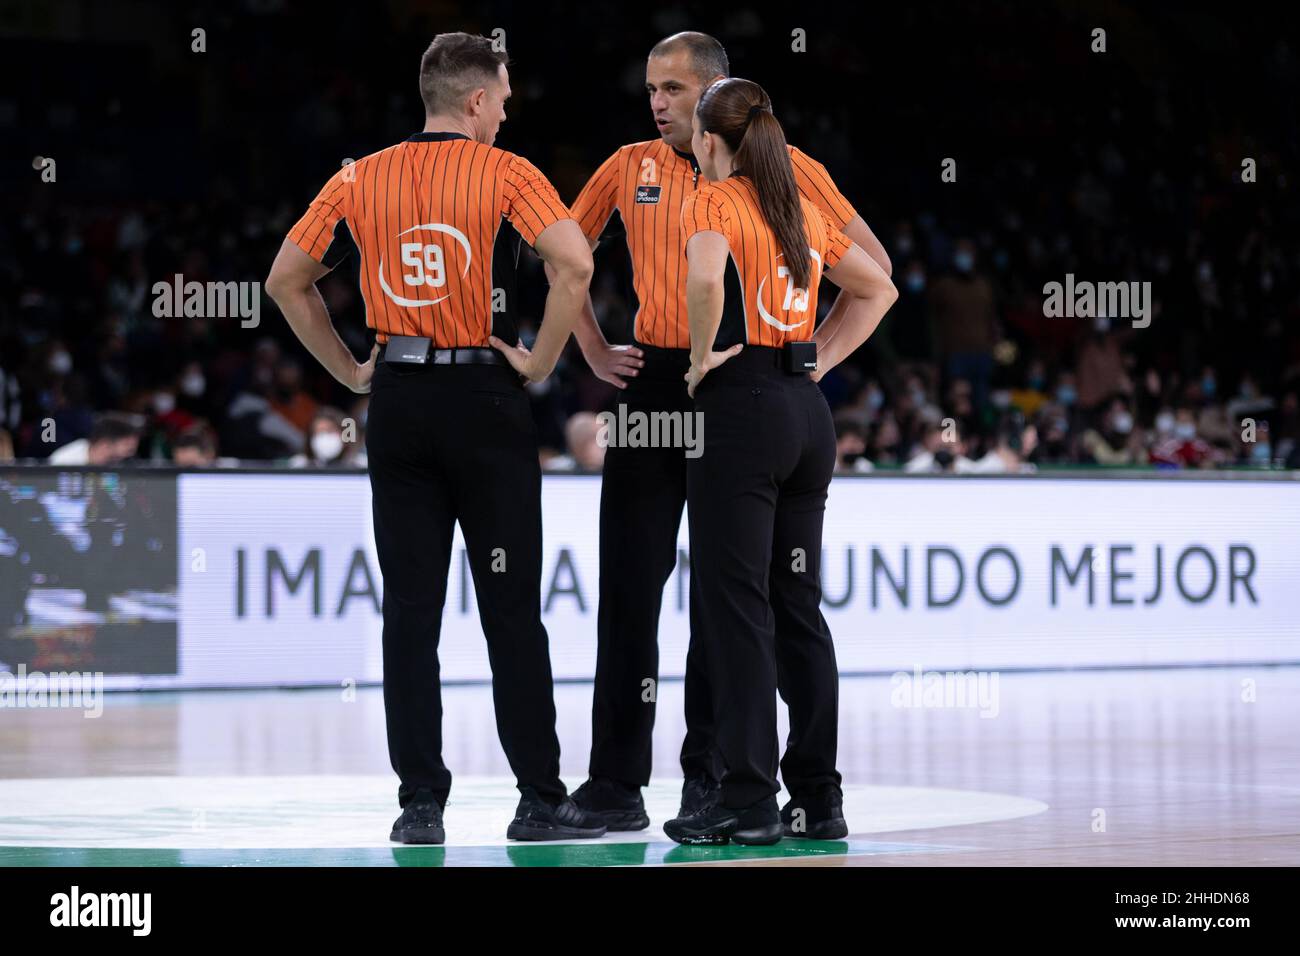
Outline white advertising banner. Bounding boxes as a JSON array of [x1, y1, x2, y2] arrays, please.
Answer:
[[167, 474, 1300, 689]]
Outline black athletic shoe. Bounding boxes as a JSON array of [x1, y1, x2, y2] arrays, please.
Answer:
[[570, 777, 650, 831], [781, 786, 849, 839], [664, 795, 782, 846], [507, 787, 608, 841], [390, 789, 446, 845], [678, 772, 722, 818]]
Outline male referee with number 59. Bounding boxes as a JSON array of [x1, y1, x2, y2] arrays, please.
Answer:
[[266, 32, 605, 844]]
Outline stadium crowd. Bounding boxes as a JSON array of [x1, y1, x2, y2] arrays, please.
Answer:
[[1, 2, 1296, 473]]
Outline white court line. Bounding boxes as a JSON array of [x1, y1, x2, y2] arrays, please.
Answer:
[[0, 775, 1048, 850]]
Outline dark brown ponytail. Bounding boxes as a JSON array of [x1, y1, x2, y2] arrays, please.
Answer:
[[696, 78, 810, 288]]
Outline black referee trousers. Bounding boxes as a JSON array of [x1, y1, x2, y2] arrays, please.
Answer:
[[365, 358, 566, 809], [687, 346, 842, 809], [589, 344, 722, 788]]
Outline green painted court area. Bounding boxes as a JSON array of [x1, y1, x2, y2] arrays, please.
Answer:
[[0, 838, 961, 867]]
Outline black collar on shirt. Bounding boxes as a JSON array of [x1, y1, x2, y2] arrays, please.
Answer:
[[408, 131, 471, 142], [671, 144, 701, 174]]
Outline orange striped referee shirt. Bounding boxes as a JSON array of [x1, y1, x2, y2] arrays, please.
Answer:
[[681, 174, 853, 349], [569, 140, 857, 349], [286, 131, 573, 347]]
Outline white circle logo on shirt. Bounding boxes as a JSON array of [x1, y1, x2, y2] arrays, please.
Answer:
[[378, 223, 472, 308], [756, 248, 822, 332]]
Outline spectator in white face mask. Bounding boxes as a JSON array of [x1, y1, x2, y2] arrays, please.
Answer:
[[1149, 405, 1221, 468], [289, 407, 354, 468], [1081, 398, 1142, 465]]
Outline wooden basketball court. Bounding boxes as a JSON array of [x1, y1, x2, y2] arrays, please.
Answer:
[[1, 667, 1296, 866]]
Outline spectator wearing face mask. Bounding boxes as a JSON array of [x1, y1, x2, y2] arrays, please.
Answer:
[[1227, 373, 1273, 424], [1199, 366, 1219, 403], [834, 418, 871, 473], [867, 415, 904, 468], [289, 407, 353, 468], [888, 260, 934, 362], [1081, 398, 1142, 465], [1239, 419, 1275, 468], [1031, 409, 1073, 465], [46, 341, 74, 380], [1053, 372, 1080, 412], [1009, 359, 1050, 418], [149, 386, 196, 443], [270, 359, 319, 434], [929, 238, 998, 413], [905, 420, 974, 473], [1076, 318, 1130, 411], [1149, 406, 1219, 468], [898, 371, 940, 421], [174, 360, 216, 422]]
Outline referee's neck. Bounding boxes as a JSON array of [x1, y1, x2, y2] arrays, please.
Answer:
[[422, 114, 476, 140]]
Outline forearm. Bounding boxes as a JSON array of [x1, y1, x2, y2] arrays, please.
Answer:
[[527, 269, 586, 379], [811, 217, 892, 368], [272, 286, 360, 388], [544, 260, 607, 354], [573, 295, 609, 354], [813, 290, 891, 375], [687, 279, 724, 367], [813, 286, 855, 354]]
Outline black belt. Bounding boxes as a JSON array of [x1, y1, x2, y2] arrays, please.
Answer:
[[429, 347, 507, 367], [721, 343, 818, 375], [380, 344, 508, 367]]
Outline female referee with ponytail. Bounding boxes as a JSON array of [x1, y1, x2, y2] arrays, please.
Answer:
[[664, 78, 897, 845]]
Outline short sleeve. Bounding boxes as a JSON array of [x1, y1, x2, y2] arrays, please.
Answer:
[[569, 150, 622, 242], [286, 165, 353, 264], [789, 146, 857, 229], [680, 189, 730, 245], [820, 207, 854, 269], [502, 155, 573, 247]]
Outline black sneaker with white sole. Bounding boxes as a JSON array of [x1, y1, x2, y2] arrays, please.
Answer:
[[663, 795, 782, 846], [571, 777, 650, 831], [507, 787, 608, 841], [389, 789, 446, 845], [780, 786, 849, 839]]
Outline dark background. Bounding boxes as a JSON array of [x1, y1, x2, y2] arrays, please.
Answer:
[[1, 0, 1298, 468]]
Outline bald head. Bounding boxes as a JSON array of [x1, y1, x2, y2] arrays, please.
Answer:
[[649, 31, 729, 86], [646, 32, 729, 148]]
